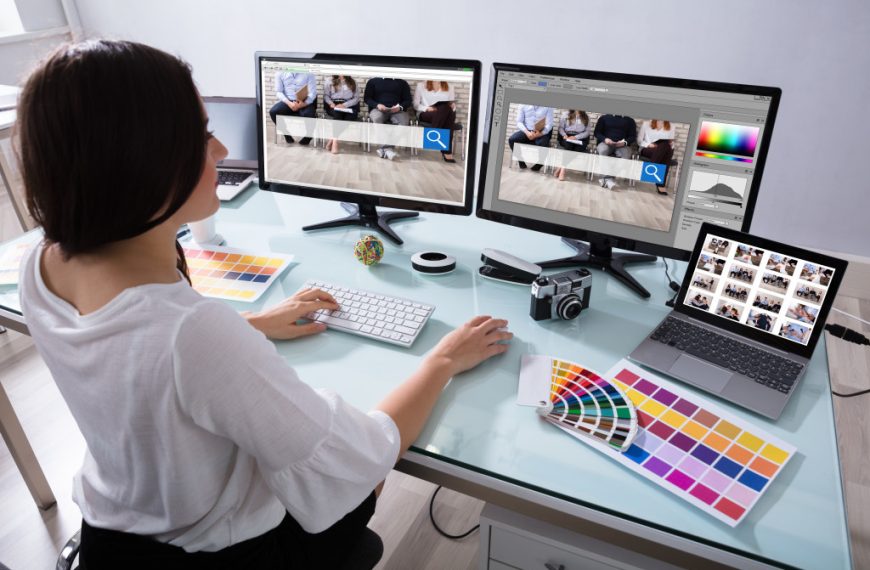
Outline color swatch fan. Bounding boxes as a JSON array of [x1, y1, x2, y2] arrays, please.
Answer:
[[518, 355, 638, 452]]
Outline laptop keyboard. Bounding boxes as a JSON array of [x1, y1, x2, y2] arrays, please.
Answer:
[[650, 317, 803, 394], [218, 170, 251, 185]]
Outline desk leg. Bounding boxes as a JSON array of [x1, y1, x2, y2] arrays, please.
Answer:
[[0, 381, 56, 510]]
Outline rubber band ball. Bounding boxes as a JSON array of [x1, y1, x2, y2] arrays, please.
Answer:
[[354, 235, 385, 266]]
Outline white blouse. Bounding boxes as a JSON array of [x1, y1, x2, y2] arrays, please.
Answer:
[[413, 81, 455, 113], [18, 244, 400, 552], [638, 121, 676, 148]]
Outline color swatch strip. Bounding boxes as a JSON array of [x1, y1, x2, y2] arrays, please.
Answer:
[[695, 151, 754, 163], [182, 245, 293, 303], [593, 360, 795, 526], [536, 358, 638, 452]]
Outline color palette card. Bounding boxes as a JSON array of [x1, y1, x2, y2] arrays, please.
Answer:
[[596, 360, 795, 526], [0, 242, 35, 285], [518, 355, 638, 452], [182, 245, 293, 303]]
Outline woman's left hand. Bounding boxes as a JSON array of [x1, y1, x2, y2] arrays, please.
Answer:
[[243, 287, 340, 340]]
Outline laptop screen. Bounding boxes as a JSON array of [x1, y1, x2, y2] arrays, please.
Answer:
[[682, 232, 837, 347], [203, 97, 258, 169]]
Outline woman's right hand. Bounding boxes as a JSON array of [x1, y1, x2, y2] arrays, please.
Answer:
[[425, 316, 512, 377]]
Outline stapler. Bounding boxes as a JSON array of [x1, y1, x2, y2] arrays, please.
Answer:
[[479, 249, 542, 285]]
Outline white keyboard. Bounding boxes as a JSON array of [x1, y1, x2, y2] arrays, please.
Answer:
[[303, 280, 435, 348]]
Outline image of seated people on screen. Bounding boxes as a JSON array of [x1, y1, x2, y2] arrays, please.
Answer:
[[496, 104, 689, 233], [704, 236, 731, 256], [759, 271, 790, 293], [779, 322, 811, 344], [261, 62, 472, 206], [687, 291, 712, 309], [696, 253, 725, 275], [728, 264, 756, 284], [690, 270, 719, 292], [735, 244, 764, 266], [800, 262, 834, 286], [752, 293, 783, 313], [765, 253, 798, 276], [748, 309, 774, 332], [714, 300, 743, 321], [786, 302, 819, 325], [722, 281, 750, 302], [795, 283, 826, 305]]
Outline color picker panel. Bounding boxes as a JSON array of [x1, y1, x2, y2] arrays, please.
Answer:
[[182, 245, 292, 303], [697, 121, 760, 159], [600, 360, 795, 526]]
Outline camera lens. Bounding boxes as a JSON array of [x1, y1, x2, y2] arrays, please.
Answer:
[[556, 294, 582, 320]]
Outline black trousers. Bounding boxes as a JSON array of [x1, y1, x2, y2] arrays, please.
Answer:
[[557, 134, 589, 152], [79, 492, 377, 570], [419, 102, 456, 153], [325, 104, 360, 121]]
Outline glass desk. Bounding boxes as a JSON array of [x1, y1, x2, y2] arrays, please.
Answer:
[[0, 189, 851, 568]]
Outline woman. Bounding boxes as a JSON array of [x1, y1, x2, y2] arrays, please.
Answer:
[[323, 74, 360, 154], [554, 110, 590, 181], [413, 79, 457, 162], [16, 40, 511, 568], [637, 119, 676, 195]]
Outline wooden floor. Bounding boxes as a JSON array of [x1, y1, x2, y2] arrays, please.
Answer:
[[497, 159, 676, 232], [264, 130, 465, 204], [1, 192, 869, 569]]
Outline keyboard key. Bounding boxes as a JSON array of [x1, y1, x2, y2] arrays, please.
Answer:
[[303, 280, 434, 347]]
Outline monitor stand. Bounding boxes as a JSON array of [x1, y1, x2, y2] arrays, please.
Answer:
[[536, 237, 657, 299], [302, 202, 419, 245]]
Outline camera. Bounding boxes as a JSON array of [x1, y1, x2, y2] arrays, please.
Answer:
[[530, 269, 592, 321]]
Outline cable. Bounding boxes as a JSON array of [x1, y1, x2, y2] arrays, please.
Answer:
[[661, 258, 680, 307], [825, 322, 870, 397], [832, 387, 870, 398], [824, 323, 870, 346], [428, 486, 479, 540]]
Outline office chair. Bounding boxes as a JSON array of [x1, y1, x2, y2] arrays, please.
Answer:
[[55, 526, 383, 570]]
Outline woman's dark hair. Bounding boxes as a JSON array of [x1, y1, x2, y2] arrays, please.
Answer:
[[16, 40, 207, 276]]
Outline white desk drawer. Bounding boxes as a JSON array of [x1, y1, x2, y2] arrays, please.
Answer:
[[489, 525, 624, 570]]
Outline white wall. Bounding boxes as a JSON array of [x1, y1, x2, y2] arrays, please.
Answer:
[[73, 0, 870, 257], [0, 0, 71, 85]]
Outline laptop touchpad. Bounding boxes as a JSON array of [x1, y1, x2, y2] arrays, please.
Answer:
[[669, 355, 733, 393]]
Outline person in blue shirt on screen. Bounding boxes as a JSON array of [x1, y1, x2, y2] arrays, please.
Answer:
[[594, 114, 637, 190], [269, 71, 317, 145], [508, 105, 553, 171]]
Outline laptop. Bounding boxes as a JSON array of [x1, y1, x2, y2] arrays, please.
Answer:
[[202, 96, 258, 201], [629, 222, 847, 419]]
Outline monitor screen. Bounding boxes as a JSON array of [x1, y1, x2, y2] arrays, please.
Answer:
[[476, 63, 781, 261], [255, 52, 479, 225], [203, 97, 258, 169], [684, 232, 836, 347]]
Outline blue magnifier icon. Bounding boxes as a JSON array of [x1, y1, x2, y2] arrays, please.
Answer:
[[426, 129, 448, 150], [640, 162, 666, 184]]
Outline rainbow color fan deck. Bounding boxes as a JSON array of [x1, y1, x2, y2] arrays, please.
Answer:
[[520, 355, 638, 452]]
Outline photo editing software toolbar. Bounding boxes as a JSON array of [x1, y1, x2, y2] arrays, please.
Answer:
[[482, 70, 774, 251]]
